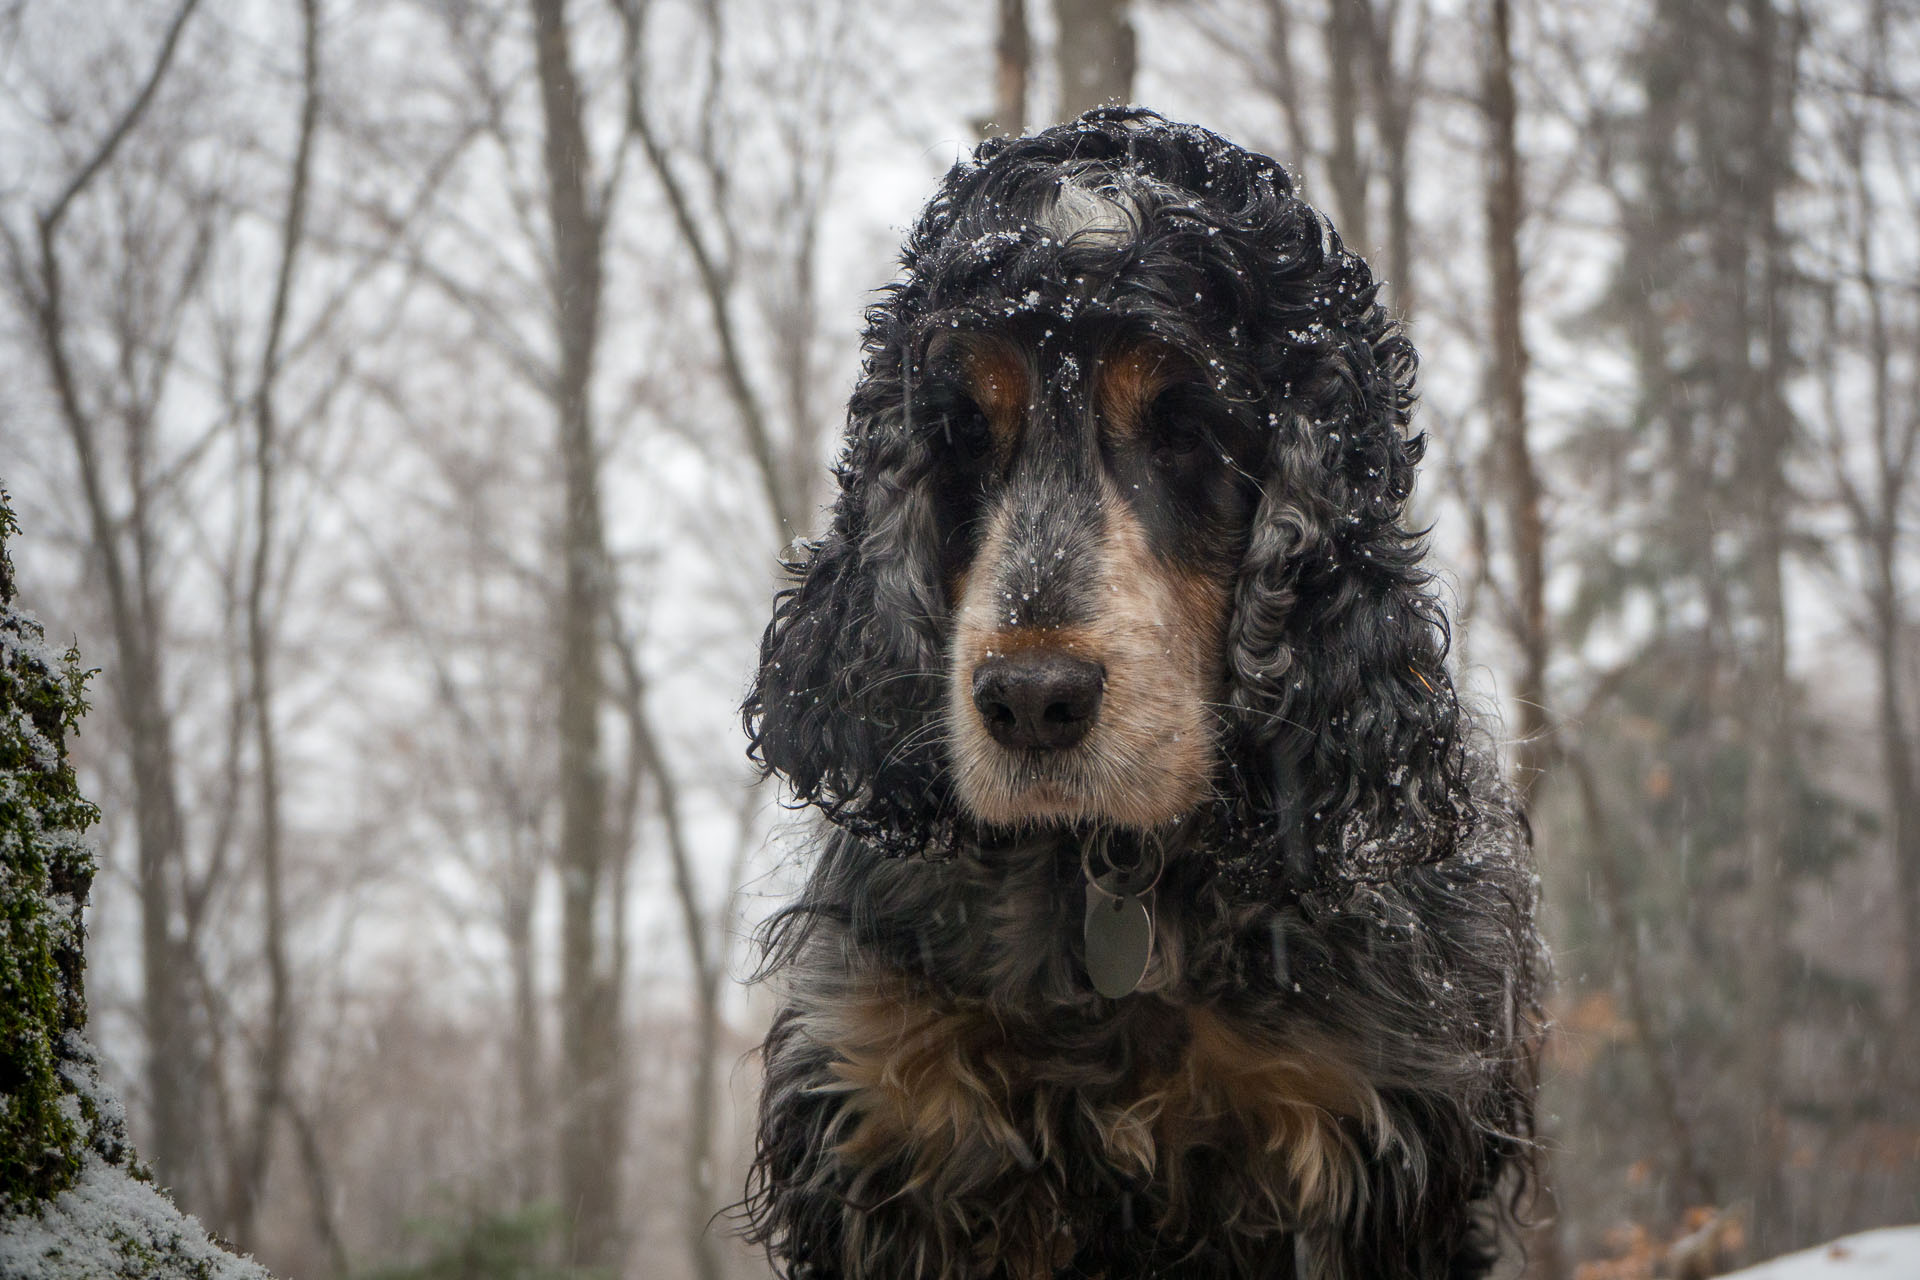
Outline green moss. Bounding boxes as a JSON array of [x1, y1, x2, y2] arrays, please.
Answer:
[[0, 497, 269, 1276], [0, 497, 101, 1210]]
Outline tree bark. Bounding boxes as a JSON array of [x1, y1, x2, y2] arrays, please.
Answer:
[[1869, 513, 1920, 1075], [992, 0, 1030, 136], [1479, 8, 1560, 1274], [613, 619, 725, 1280], [530, 0, 622, 1267], [225, 0, 320, 1245], [1323, 0, 1370, 252], [506, 861, 547, 1194], [1737, 0, 1796, 1249], [1842, 0, 1920, 1093], [1052, 0, 1135, 122], [1361, 0, 1423, 319], [1482, 0, 1549, 800]]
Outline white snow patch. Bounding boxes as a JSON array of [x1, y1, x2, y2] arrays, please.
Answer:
[[0, 1154, 272, 1280], [1724, 1227, 1920, 1280]]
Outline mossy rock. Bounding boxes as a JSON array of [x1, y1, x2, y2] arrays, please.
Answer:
[[0, 496, 271, 1279]]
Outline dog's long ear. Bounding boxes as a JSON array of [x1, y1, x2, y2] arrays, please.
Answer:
[[744, 373, 954, 854], [1225, 243, 1472, 888]]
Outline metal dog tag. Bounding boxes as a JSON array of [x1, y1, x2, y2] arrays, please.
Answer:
[[1084, 887, 1153, 999]]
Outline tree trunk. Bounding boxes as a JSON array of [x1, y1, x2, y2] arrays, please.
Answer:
[[1737, 0, 1796, 1249], [992, 0, 1030, 136], [507, 865, 547, 1195], [127, 620, 203, 1207], [610, 610, 725, 1280], [1323, 0, 1370, 252], [1871, 537, 1920, 1075], [1845, 0, 1920, 1090], [1052, 0, 1135, 122], [530, 0, 622, 1267], [226, 0, 320, 1245], [1481, 6, 1557, 1274], [1482, 0, 1549, 800], [1361, 0, 1422, 319]]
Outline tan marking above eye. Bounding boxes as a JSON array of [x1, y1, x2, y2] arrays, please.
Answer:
[[956, 338, 1030, 450], [1097, 341, 1184, 440]]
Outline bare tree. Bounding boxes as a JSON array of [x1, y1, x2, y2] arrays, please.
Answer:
[[1, 0, 213, 1212], [1186, 0, 1429, 319], [1730, 0, 1800, 1247], [529, 0, 626, 1266], [992, 0, 1032, 136], [1481, 0, 1549, 798], [610, 5, 870, 1272], [1809, 0, 1920, 1078], [608, 608, 757, 1280], [616, 0, 821, 542], [12, 2, 1920, 1275], [224, 0, 322, 1245], [1476, 7, 1557, 1275], [1360, 0, 1426, 317], [1324, 0, 1370, 250]]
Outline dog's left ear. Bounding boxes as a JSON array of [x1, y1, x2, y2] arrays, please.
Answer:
[[1225, 273, 1473, 887], [744, 383, 954, 852]]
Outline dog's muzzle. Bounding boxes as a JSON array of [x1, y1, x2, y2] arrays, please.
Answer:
[[971, 651, 1106, 751]]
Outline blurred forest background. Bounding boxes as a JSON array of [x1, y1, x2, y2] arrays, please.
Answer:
[[1, 0, 1916, 1276]]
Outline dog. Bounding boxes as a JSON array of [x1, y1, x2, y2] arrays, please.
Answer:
[[741, 108, 1542, 1280]]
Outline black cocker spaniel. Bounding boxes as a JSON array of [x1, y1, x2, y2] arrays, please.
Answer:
[[742, 108, 1543, 1280]]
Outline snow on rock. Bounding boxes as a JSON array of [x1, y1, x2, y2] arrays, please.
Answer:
[[0, 1028, 273, 1277], [0, 499, 274, 1278], [1724, 1227, 1920, 1280], [0, 1155, 271, 1280]]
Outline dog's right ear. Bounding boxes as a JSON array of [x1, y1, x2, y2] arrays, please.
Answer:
[[744, 391, 954, 853]]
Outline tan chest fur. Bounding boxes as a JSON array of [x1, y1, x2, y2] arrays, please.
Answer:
[[803, 978, 1391, 1239]]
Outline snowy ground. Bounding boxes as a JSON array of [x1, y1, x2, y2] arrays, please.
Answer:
[[1726, 1227, 1920, 1279]]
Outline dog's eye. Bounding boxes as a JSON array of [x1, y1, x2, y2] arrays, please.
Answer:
[[922, 384, 993, 454], [942, 401, 992, 452], [1152, 431, 1204, 465], [1146, 391, 1212, 468]]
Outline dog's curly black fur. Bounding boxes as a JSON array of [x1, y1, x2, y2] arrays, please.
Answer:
[[741, 109, 1543, 1280]]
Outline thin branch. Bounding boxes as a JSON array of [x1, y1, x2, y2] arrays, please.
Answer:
[[612, 0, 799, 538], [39, 0, 205, 238]]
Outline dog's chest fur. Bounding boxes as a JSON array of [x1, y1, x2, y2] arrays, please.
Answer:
[[782, 838, 1395, 1272]]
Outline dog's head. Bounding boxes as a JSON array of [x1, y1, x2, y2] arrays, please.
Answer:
[[746, 109, 1471, 889]]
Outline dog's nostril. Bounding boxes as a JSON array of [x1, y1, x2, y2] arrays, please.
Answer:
[[971, 651, 1105, 751]]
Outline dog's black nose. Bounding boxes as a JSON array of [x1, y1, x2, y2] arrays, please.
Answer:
[[972, 651, 1105, 751]]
